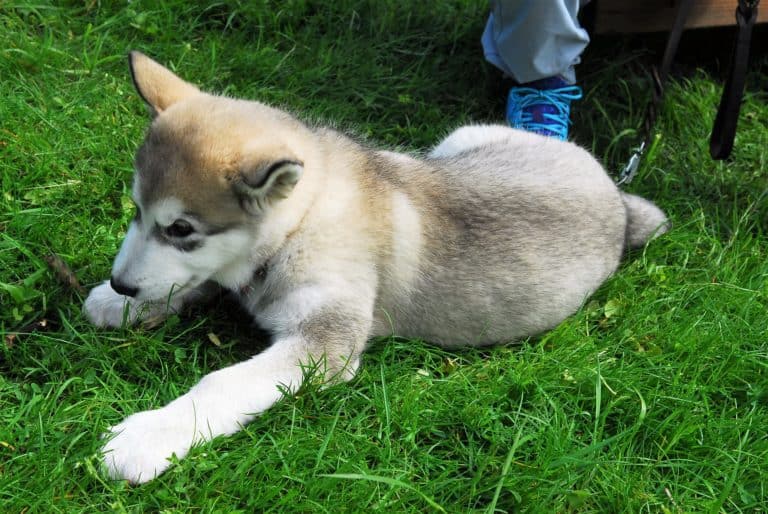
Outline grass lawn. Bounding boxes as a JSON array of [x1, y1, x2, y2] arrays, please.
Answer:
[[1, 1, 767, 512]]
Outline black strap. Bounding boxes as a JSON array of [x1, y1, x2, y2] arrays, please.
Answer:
[[645, 0, 695, 142], [710, 0, 760, 160]]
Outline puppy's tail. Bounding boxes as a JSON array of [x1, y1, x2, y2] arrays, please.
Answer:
[[621, 193, 669, 249]]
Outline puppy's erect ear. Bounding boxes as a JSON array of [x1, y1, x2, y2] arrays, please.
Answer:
[[233, 160, 303, 213], [128, 51, 201, 115]]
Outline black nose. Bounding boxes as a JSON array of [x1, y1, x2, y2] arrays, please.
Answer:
[[110, 277, 139, 298]]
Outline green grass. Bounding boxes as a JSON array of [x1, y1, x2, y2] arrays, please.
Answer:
[[1, 1, 767, 511]]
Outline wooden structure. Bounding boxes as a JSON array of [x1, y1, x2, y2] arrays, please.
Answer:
[[594, 0, 767, 33]]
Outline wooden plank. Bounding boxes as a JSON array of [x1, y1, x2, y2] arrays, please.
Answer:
[[595, 0, 768, 34]]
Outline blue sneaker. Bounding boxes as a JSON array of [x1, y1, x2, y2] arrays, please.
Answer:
[[506, 77, 582, 140]]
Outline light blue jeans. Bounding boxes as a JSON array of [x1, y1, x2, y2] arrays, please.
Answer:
[[482, 0, 591, 84]]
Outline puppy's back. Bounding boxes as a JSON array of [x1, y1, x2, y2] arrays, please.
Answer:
[[372, 133, 627, 346]]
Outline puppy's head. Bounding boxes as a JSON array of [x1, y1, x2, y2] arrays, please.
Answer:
[[109, 52, 308, 302]]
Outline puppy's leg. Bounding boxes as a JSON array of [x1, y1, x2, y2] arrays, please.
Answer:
[[429, 125, 514, 158], [84, 280, 217, 328], [101, 289, 371, 484]]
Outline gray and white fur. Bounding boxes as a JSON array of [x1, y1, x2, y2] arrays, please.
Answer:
[[84, 52, 668, 484]]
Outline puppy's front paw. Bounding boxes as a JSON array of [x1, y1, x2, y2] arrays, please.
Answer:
[[102, 406, 196, 484], [84, 280, 177, 328], [84, 281, 136, 327]]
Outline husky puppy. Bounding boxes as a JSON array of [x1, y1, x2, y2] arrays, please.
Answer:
[[84, 52, 667, 483]]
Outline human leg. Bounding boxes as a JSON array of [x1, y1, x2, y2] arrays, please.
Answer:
[[482, 0, 590, 139]]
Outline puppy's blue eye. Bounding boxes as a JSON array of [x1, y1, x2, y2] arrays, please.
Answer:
[[165, 219, 195, 238]]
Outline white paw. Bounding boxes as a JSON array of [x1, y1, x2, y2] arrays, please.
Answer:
[[83, 281, 137, 327], [101, 405, 198, 484], [83, 280, 178, 328]]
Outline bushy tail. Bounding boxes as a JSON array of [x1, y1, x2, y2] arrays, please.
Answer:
[[621, 193, 669, 249]]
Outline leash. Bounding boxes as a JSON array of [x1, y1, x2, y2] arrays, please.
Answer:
[[710, 0, 760, 159], [616, 0, 694, 186], [617, 0, 760, 184]]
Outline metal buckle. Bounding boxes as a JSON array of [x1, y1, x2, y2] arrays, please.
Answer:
[[738, 0, 760, 20], [616, 141, 646, 186]]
